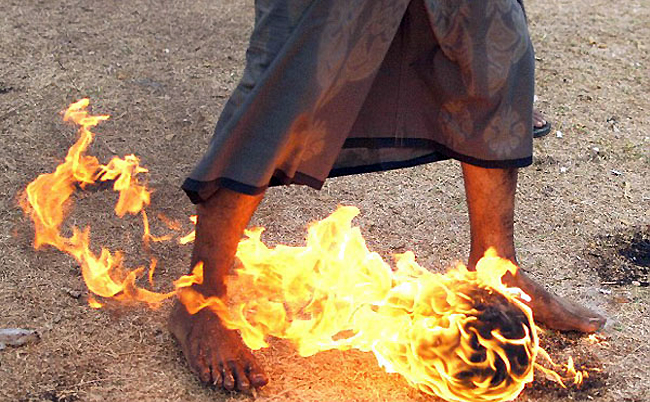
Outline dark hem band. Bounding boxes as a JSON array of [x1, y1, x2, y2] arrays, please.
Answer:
[[182, 177, 268, 204], [182, 138, 532, 203], [341, 137, 533, 169], [329, 152, 448, 178], [182, 169, 326, 204]]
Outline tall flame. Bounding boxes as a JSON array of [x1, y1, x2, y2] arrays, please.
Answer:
[[21, 99, 589, 402], [177, 207, 539, 402]]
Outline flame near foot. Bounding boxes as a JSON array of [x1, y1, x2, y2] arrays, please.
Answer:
[[20, 99, 591, 402]]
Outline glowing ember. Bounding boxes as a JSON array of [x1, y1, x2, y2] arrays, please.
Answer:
[[21, 99, 590, 402]]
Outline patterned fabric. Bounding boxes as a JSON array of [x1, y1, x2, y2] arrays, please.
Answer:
[[183, 0, 535, 203]]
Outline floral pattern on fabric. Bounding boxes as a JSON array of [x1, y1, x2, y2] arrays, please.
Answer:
[[425, 0, 528, 97], [183, 0, 535, 202], [484, 1, 529, 96], [439, 100, 474, 148], [484, 106, 528, 157], [315, 0, 409, 108]]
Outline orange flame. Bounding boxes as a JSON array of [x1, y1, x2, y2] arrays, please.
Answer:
[[535, 348, 590, 387], [22, 99, 591, 402], [99, 154, 150, 217], [20, 98, 174, 307], [175, 208, 589, 399], [176, 207, 539, 401], [142, 210, 173, 248], [178, 215, 197, 244]]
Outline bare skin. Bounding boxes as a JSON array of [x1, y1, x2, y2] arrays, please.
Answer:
[[462, 163, 606, 333], [169, 164, 606, 392], [533, 109, 547, 129], [168, 188, 266, 392]]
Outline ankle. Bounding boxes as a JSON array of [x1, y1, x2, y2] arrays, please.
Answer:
[[468, 247, 517, 270], [190, 281, 227, 298]]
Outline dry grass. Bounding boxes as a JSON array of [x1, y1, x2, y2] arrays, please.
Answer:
[[1, 0, 648, 401]]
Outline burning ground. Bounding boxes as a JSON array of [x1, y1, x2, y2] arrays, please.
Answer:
[[1, 0, 649, 401]]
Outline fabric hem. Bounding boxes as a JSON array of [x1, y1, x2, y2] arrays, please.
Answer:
[[182, 177, 268, 204], [341, 137, 533, 169], [329, 152, 447, 177], [182, 137, 532, 203], [182, 170, 326, 204]]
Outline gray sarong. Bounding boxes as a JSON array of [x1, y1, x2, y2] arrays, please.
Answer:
[[183, 0, 534, 203]]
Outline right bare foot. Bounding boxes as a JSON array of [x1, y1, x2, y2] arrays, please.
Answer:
[[168, 301, 268, 392], [506, 270, 606, 333]]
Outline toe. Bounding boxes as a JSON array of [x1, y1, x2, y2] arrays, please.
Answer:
[[222, 363, 236, 391], [194, 354, 212, 384], [210, 361, 223, 388], [170, 306, 267, 392], [585, 315, 606, 333], [229, 361, 251, 392], [246, 359, 268, 388], [186, 341, 210, 384]]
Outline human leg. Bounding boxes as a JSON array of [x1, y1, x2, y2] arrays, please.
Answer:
[[168, 188, 267, 391], [461, 162, 605, 333]]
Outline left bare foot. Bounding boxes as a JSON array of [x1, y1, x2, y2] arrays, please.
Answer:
[[533, 110, 547, 129], [533, 110, 551, 138]]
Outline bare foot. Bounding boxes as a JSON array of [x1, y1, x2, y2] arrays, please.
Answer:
[[533, 110, 551, 138], [533, 109, 547, 129], [168, 301, 268, 392], [505, 270, 606, 333]]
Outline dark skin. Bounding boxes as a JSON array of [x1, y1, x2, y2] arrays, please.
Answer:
[[168, 189, 265, 392], [168, 163, 606, 392], [533, 110, 547, 130], [462, 163, 606, 332]]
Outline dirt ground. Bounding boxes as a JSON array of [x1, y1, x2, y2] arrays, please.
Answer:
[[1, 0, 648, 401]]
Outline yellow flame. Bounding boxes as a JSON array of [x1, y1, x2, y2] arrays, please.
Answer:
[[534, 348, 589, 388], [88, 294, 104, 309], [178, 215, 197, 244], [175, 207, 540, 402], [99, 155, 150, 217], [21, 99, 593, 402]]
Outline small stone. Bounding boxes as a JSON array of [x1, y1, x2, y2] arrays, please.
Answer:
[[632, 281, 641, 286], [560, 167, 568, 173], [611, 169, 622, 176], [0, 329, 40, 348], [66, 289, 82, 299], [556, 130, 563, 138]]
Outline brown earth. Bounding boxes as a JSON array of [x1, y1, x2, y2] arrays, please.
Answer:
[[1, 0, 648, 401]]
